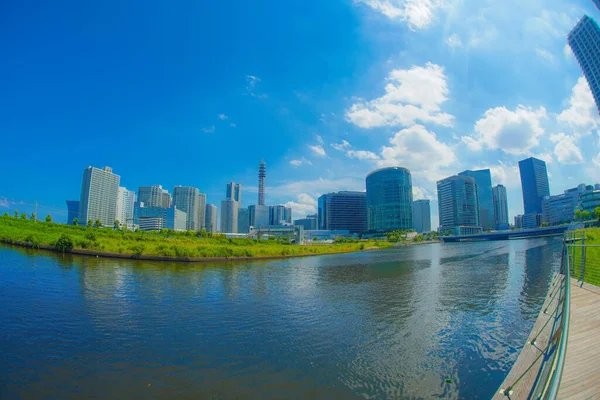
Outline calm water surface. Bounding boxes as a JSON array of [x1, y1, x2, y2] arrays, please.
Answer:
[[0, 238, 562, 399]]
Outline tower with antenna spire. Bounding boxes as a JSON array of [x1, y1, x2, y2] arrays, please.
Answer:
[[258, 159, 266, 206]]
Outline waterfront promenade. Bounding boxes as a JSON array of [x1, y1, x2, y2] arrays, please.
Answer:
[[494, 239, 600, 399]]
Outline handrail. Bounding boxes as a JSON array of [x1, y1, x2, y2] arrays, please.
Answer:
[[545, 241, 571, 399]]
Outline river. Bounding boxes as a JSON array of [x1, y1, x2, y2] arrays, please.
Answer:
[[0, 237, 562, 399]]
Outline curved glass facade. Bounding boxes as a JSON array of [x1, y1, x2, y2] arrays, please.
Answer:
[[366, 167, 413, 232]]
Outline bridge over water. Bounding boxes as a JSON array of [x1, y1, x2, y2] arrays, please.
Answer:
[[441, 226, 570, 243]]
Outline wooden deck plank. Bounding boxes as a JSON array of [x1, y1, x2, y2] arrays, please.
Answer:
[[558, 280, 600, 399]]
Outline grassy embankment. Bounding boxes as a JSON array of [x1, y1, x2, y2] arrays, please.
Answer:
[[0, 216, 393, 260], [570, 227, 600, 286]]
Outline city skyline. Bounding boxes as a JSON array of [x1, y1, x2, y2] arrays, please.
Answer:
[[1, 0, 600, 230]]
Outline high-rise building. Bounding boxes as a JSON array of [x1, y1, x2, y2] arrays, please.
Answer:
[[79, 166, 120, 227], [238, 207, 250, 233], [161, 191, 171, 208], [318, 191, 367, 233], [269, 205, 292, 225], [226, 182, 242, 204], [205, 204, 218, 234], [492, 184, 509, 230], [458, 169, 494, 230], [595, 0, 600, 11], [568, 15, 600, 115], [258, 159, 266, 206], [412, 200, 431, 233], [138, 185, 170, 208], [66, 200, 80, 225], [437, 175, 480, 234], [294, 214, 317, 230], [366, 167, 413, 232], [134, 205, 186, 231], [115, 187, 136, 229], [220, 198, 239, 233], [519, 157, 549, 228], [249, 204, 270, 228], [172, 186, 206, 231], [515, 215, 524, 229]]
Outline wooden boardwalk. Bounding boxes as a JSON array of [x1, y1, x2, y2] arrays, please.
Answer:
[[493, 274, 563, 399], [558, 280, 600, 399]]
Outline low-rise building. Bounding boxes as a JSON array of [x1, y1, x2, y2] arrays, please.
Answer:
[[294, 214, 317, 230], [134, 203, 187, 231]]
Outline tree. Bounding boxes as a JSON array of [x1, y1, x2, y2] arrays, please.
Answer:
[[114, 220, 120, 230], [3, 212, 8, 217], [20, 213, 27, 220], [73, 217, 78, 226], [593, 207, 600, 219], [94, 219, 102, 228], [575, 210, 582, 221], [87, 219, 93, 228], [14, 210, 18, 218], [54, 234, 73, 253], [45, 214, 52, 223], [30, 213, 36, 221], [582, 211, 591, 221], [541, 222, 548, 227]]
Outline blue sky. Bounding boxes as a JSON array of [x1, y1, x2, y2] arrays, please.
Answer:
[[1, 0, 600, 228]]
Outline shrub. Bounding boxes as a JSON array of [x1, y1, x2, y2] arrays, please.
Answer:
[[55, 234, 74, 253], [85, 232, 97, 241], [129, 244, 145, 256]]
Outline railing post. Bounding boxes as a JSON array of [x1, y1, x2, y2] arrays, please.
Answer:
[[581, 236, 586, 283]]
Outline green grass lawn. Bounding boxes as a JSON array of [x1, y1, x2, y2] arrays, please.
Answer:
[[0, 215, 392, 259], [569, 228, 600, 287]]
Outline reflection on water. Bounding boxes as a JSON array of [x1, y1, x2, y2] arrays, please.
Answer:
[[0, 237, 562, 399]]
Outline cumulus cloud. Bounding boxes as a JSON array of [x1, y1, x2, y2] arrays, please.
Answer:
[[331, 140, 351, 151], [284, 193, 318, 219], [378, 124, 456, 182], [473, 162, 521, 189], [289, 157, 313, 167], [356, 0, 443, 30], [316, 134, 324, 144], [202, 126, 215, 133], [553, 135, 584, 164], [346, 150, 380, 160], [564, 44, 573, 61], [557, 77, 599, 135], [346, 63, 454, 129], [462, 105, 548, 154], [218, 114, 228, 120], [308, 145, 326, 157]]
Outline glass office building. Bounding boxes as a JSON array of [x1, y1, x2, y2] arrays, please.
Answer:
[[519, 157, 549, 228], [437, 175, 480, 233], [492, 184, 509, 230], [412, 199, 431, 233], [318, 191, 367, 234], [458, 169, 494, 230], [366, 167, 413, 232], [568, 15, 600, 115]]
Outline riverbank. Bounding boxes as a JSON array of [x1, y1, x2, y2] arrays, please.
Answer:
[[0, 216, 393, 262], [570, 227, 600, 286]]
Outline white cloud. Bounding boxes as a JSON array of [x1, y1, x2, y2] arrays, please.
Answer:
[[202, 126, 215, 133], [593, 153, 600, 167], [0, 197, 10, 208], [462, 105, 548, 154], [356, 0, 443, 30], [474, 162, 521, 189], [284, 193, 318, 219], [557, 77, 599, 136], [346, 62, 454, 129], [245, 75, 267, 98], [289, 157, 313, 167], [533, 151, 554, 165], [378, 124, 456, 182], [346, 150, 380, 160], [554, 135, 584, 164], [308, 145, 326, 157], [563, 44, 573, 61], [331, 140, 351, 151], [535, 48, 556, 64], [316, 134, 324, 144], [218, 114, 228, 120], [446, 33, 463, 49]]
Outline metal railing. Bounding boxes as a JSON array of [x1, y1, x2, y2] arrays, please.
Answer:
[[565, 232, 600, 287], [499, 238, 571, 399]]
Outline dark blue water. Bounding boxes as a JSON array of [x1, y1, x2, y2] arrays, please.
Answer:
[[0, 238, 562, 399]]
